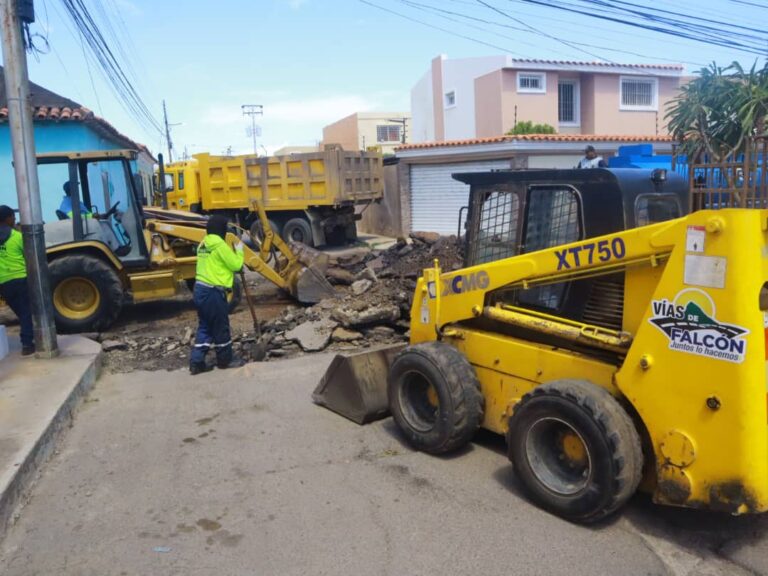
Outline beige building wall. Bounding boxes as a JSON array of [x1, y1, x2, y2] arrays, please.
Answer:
[[586, 74, 682, 135], [501, 69, 560, 133], [474, 70, 504, 138], [431, 56, 445, 141], [322, 113, 359, 151], [356, 113, 411, 154], [473, 69, 686, 137]]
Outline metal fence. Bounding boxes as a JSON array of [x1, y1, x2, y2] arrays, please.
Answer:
[[676, 136, 768, 211]]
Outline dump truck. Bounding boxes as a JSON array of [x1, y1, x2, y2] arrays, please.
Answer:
[[35, 149, 333, 333], [157, 147, 384, 247], [315, 166, 768, 522]]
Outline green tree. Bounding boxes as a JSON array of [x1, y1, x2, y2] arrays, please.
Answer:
[[666, 61, 768, 163], [506, 121, 556, 135]]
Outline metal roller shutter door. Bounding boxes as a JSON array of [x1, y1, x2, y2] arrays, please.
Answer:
[[410, 160, 509, 235]]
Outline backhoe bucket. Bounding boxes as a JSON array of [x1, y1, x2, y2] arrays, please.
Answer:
[[313, 344, 405, 424], [293, 265, 336, 304]]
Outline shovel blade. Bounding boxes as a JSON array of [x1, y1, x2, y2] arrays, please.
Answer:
[[251, 340, 268, 362], [294, 265, 336, 304], [313, 344, 405, 424]]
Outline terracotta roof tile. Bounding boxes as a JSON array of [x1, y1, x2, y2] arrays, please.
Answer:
[[0, 104, 153, 157], [397, 134, 673, 151], [507, 58, 684, 71]]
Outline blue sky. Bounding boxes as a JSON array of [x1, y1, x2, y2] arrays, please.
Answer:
[[20, 0, 768, 158]]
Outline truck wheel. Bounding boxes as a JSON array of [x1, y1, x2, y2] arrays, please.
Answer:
[[507, 379, 643, 523], [282, 217, 313, 246], [388, 342, 484, 454], [49, 254, 124, 333], [186, 275, 242, 313], [249, 218, 281, 244]]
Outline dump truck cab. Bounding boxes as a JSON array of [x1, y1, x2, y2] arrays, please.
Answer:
[[458, 168, 687, 331]]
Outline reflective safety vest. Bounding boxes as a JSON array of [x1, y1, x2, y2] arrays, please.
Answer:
[[0, 227, 27, 284], [59, 197, 92, 218], [195, 234, 244, 289]]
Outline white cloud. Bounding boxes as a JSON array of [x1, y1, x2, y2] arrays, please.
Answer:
[[112, 0, 141, 16], [287, 0, 308, 10]]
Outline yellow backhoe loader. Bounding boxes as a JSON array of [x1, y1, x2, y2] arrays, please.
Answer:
[[316, 167, 768, 522], [35, 150, 333, 333]]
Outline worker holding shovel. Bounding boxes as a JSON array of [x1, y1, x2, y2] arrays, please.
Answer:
[[189, 215, 246, 375]]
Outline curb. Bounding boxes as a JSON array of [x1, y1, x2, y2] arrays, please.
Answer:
[[0, 350, 102, 541]]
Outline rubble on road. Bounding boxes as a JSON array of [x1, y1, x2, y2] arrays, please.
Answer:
[[93, 233, 464, 372]]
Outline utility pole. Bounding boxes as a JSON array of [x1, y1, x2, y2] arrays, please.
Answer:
[[0, 0, 58, 356], [162, 99, 181, 163], [241, 104, 263, 155], [387, 117, 409, 144]]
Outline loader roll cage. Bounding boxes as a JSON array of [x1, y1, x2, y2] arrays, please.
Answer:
[[456, 168, 687, 334]]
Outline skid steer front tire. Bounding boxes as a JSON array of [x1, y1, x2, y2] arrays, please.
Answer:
[[49, 254, 124, 333], [507, 379, 643, 523], [388, 342, 484, 454]]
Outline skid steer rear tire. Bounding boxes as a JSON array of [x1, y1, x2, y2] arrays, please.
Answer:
[[186, 275, 242, 314], [507, 379, 643, 523], [49, 254, 124, 333], [388, 342, 484, 454]]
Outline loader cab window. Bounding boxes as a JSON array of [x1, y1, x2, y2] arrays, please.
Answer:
[[178, 172, 185, 190], [163, 173, 175, 192], [83, 159, 145, 263], [467, 189, 520, 265], [519, 185, 582, 310], [635, 194, 681, 226]]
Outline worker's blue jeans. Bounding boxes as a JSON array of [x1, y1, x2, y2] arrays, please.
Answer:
[[190, 283, 233, 369], [0, 277, 34, 348]]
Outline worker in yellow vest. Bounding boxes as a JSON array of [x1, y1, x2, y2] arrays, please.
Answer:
[[189, 215, 246, 375], [0, 205, 34, 356]]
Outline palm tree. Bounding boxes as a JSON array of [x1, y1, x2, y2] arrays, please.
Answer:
[[667, 61, 767, 163]]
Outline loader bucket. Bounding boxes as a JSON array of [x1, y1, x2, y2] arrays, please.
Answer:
[[313, 344, 405, 424], [293, 265, 336, 304]]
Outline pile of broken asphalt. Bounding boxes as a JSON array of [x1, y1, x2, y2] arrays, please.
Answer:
[[97, 232, 464, 372]]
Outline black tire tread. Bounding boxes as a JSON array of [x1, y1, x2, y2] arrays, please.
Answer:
[[510, 379, 643, 523], [389, 342, 484, 454], [49, 254, 124, 333]]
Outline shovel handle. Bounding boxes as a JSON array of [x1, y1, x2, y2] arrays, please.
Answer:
[[240, 269, 262, 338]]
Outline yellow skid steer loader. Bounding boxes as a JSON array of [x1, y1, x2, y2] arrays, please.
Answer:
[[316, 167, 768, 522]]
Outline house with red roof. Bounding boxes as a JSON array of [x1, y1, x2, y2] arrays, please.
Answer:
[[0, 69, 155, 220], [411, 55, 688, 143]]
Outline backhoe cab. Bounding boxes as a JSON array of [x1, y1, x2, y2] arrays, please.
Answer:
[[34, 150, 333, 333]]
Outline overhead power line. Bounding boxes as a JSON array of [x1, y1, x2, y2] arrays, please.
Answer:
[[58, 0, 163, 136]]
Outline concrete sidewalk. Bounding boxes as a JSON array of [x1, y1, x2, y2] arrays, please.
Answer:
[[0, 335, 101, 539]]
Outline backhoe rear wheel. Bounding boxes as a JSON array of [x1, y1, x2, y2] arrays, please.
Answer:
[[388, 342, 484, 454], [507, 379, 643, 523], [49, 254, 124, 333]]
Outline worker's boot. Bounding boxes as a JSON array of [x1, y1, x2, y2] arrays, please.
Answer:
[[21, 344, 35, 357], [217, 355, 246, 370], [189, 362, 213, 376]]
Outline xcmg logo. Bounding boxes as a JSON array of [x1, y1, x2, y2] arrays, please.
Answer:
[[441, 270, 490, 296]]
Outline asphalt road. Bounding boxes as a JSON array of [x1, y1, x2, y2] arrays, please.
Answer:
[[1, 354, 767, 576]]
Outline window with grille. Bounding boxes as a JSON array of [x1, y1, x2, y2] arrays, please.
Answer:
[[467, 190, 520, 266], [444, 91, 456, 107], [376, 125, 402, 143], [620, 77, 657, 110], [519, 185, 582, 310], [517, 72, 546, 93], [558, 81, 579, 125]]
